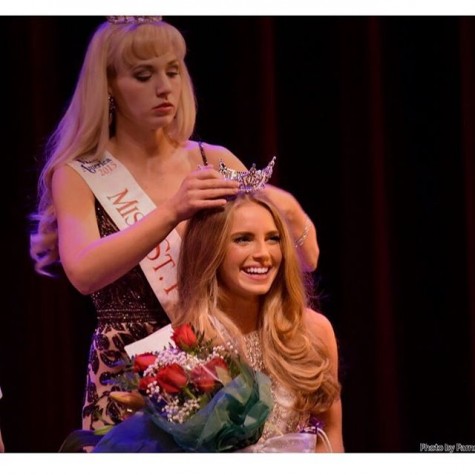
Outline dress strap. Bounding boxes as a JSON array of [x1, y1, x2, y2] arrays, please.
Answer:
[[198, 141, 209, 166]]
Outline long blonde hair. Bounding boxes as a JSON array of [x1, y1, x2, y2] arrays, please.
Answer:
[[174, 193, 340, 415], [30, 19, 197, 275]]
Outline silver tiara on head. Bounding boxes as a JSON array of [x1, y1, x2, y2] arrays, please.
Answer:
[[219, 157, 276, 193], [107, 16, 163, 25]]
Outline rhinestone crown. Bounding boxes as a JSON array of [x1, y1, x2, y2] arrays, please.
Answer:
[[219, 157, 276, 193]]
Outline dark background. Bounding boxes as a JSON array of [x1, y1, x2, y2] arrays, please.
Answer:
[[0, 16, 474, 452]]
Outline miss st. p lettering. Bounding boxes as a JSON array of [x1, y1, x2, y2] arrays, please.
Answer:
[[107, 189, 145, 225]]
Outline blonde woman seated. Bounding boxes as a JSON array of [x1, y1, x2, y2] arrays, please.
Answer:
[[173, 191, 344, 452]]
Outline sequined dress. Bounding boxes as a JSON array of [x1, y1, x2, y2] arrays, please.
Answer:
[[242, 331, 310, 445], [81, 201, 170, 430]]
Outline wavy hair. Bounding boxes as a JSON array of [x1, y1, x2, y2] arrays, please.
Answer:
[[174, 193, 340, 415], [30, 19, 196, 275]]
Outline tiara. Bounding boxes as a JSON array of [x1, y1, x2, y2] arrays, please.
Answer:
[[107, 16, 163, 25], [219, 157, 276, 193]]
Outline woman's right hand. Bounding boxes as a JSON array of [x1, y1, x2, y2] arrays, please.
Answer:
[[167, 165, 239, 222], [52, 164, 238, 294]]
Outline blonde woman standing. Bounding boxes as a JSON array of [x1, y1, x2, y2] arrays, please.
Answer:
[[29, 17, 319, 432]]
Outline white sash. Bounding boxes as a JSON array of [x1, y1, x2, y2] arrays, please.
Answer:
[[68, 152, 180, 319]]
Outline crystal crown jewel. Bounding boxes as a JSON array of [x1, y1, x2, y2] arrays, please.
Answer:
[[107, 16, 163, 25], [218, 157, 276, 193]]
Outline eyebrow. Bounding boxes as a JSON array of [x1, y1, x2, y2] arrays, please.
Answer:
[[230, 230, 279, 237], [131, 59, 180, 70]]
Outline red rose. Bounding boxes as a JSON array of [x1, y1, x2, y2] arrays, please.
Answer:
[[190, 365, 217, 393], [133, 353, 156, 373], [172, 324, 198, 350], [205, 357, 229, 376], [155, 363, 188, 394], [138, 375, 156, 392]]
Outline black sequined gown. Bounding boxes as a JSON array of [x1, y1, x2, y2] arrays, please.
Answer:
[[81, 201, 170, 430]]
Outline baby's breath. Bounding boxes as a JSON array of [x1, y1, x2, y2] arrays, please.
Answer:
[[163, 397, 202, 423], [130, 324, 243, 424]]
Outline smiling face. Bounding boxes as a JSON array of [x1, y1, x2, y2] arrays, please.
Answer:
[[218, 201, 283, 304], [109, 51, 183, 132]]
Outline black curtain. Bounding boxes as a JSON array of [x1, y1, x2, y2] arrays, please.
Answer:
[[1, 16, 474, 452]]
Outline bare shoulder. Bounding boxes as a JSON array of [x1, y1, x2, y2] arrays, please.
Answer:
[[52, 162, 77, 185], [52, 162, 93, 201], [303, 308, 337, 348], [187, 140, 247, 171], [304, 308, 340, 378]]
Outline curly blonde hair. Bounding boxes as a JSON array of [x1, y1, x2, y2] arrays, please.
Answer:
[[173, 193, 340, 415], [30, 19, 197, 275]]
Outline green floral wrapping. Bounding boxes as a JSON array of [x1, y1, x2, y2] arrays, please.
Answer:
[[147, 364, 273, 452], [93, 324, 275, 453]]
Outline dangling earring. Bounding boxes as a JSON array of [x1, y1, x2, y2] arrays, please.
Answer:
[[108, 94, 116, 125]]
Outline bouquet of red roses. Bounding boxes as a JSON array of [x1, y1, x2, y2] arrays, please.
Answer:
[[94, 324, 273, 453]]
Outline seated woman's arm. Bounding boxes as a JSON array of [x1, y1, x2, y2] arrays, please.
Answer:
[[305, 309, 344, 452]]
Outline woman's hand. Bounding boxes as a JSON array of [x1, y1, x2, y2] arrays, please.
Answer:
[[167, 166, 239, 222], [262, 185, 319, 271]]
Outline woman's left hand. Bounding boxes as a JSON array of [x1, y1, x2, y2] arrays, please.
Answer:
[[261, 185, 319, 271]]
